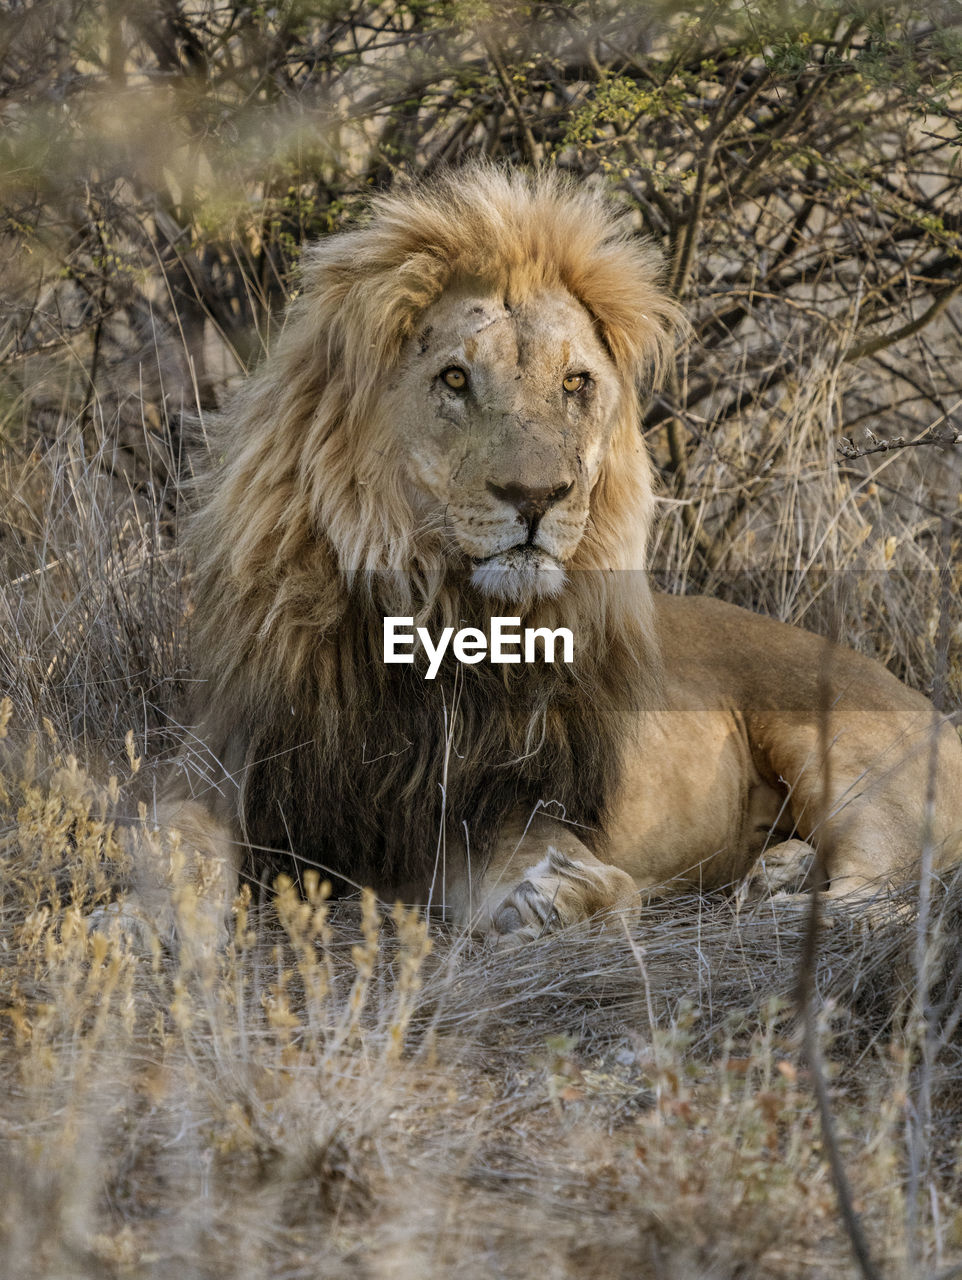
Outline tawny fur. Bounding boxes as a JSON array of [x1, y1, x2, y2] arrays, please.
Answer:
[[179, 166, 681, 895]]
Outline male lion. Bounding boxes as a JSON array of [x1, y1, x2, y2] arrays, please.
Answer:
[[153, 164, 962, 944]]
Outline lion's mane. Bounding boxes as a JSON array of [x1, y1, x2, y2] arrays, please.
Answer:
[[184, 165, 680, 894]]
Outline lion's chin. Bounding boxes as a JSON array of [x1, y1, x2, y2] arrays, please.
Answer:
[[469, 547, 567, 604]]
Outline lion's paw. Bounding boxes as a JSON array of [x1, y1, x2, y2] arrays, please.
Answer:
[[86, 899, 169, 958], [87, 892, 227, 963], [486, 848, 637, 944], [738, 839, 817, 901], [489, 874, 564, 944]]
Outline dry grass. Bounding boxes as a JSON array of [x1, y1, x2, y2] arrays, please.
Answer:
[[4, 726, 962, 1279], [2, 284, 962, 1278]]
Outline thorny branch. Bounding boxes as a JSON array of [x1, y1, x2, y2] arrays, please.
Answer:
[[838, 427, 962, 460]]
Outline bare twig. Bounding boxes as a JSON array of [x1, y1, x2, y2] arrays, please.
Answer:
[[844, 280, 962, 364], [906, 516, 953, 1265], [838, 427, 962, 460], [483, 38, 542, 166], [795, 639, 882, 1280]]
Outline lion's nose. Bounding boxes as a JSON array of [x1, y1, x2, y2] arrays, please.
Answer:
[[486, 480, 573, 524]]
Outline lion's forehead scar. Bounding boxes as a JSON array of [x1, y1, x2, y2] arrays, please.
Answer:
[[459, 311, 514, 348], [472, 313, 505, 334]]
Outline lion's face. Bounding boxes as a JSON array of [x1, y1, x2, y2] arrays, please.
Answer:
[[386, 285, 623, 604]]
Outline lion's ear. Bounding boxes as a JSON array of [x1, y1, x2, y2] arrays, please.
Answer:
[[567, 241, 686, 392], [299, 236, 449, 378]]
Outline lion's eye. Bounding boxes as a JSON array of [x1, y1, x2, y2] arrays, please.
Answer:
[[563, 373, 587, 394], [441, 366, 468, 391]]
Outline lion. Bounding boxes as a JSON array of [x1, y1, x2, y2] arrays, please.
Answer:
[[151, 163, 962, 945]]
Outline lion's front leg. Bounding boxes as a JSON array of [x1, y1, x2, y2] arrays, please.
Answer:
[[454, 811, 639, 942], [97, 796, 242, 956]]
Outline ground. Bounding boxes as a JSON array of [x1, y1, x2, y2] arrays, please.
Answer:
[[2, 749, 961, 1279]]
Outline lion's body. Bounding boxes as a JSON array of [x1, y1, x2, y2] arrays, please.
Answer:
[[616, 594, 962, 891], [155, 165, 962, 942]]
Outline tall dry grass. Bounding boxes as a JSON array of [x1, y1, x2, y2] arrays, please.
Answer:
[[4, 715, 962, 1277]]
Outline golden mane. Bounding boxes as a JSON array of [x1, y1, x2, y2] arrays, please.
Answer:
[[183, 165, 681, 894]]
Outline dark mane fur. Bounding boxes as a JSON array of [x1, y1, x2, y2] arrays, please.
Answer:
[[195, 582, 656, 896]]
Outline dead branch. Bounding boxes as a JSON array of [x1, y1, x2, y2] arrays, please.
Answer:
[[795, 641, 883, 1280], [838, 427, 962, 460]]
